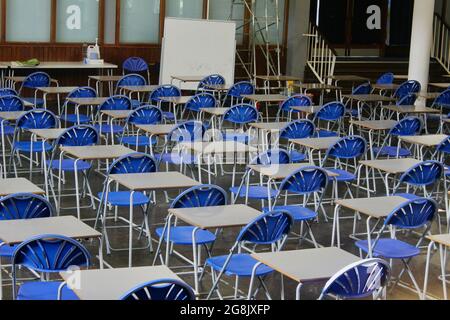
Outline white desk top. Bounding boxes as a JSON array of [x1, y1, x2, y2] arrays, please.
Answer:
[[383, 105, 440, 114], [250, 122, 291, 131], [180, 141, 257, 154], [335, 196, 410, 218], [350, 120, 397, 131], [427, 234, 450, 247], [0, 178, 45, 196], [29, 128, 66, 140], [201, 107, 230, 116], [37, 86, 78, 94], [242, 94, 287, 102], [290, 137, 340, 151], [110, 172, 200, 191], [1, 61, 118, 69], [171, 75, 205, 82], [159, 96, 193, 104], [66, 97, 108, 106], [169, 205, 262, 229], [135, 124, 176, 136], [360, 158, 422, 174], [60, 266, 183, 300], [400, 134, 448, 147], [61, 145, 134, 160], [101, 110, 133, 119], [252, 247, 360, 283], [0, 216, 101, 245], [341, 94, 395, 102], [0, 111, 26, 121], [120, 85, 159, 93], [248, 163, 338, 179]]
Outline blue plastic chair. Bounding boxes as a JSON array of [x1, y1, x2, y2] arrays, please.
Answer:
[[396, 93, 417, 106], [374, 117, 423, 158], [430, 89, 450, 133], [265, 166, 329, 246], [121, 279, 195, 301], [319, 258, 391, 300], [12, 234, 91, 300], [206, 210, 293, 300], [278, 120, 316, 162], [230, 149, 291, 204], [345, 83, 372, 118], [60, 87, 97, 124], [97, 153, 157, 258], [0, 194, 53, 261], [48, 125, 100, 218], [0, 88, 18, 97], [224, 81, 255, 107], [221, 104, 258, 144], [314, 101, 345, 137], [0, 96, 25, 139], [120, 105, 163, 152], [154, 185, 227, 269], [323, 135, 367, 200], [123, 57, 151, 84], [277, 94, 312, 121], [10, 109, 58, 178], [184, 93, 217, 121], [149, 85, 182, 121], [376, 73, 394, 85], [94, 95, 132, 142], [117, 74, 147, 109], [155, 121, 206, 167], [393, 160, 443, 200], [18, 72, 51, 107], [355, 198, 437, 298], [197, 74, 225, 94], [394, 80, 421, 100]]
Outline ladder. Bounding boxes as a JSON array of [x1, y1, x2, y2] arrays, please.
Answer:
[[229, 0, 282, 82]]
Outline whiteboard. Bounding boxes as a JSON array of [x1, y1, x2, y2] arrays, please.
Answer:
[[160, 17, 236, 90]]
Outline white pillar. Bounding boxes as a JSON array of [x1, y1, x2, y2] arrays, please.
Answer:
[[408, 0, 435, 106]]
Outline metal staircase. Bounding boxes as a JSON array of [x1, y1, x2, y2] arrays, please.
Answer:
[[432, 13, 450, 74], [228, 0, 282, 82]]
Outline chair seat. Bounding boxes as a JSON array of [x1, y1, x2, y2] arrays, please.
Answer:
[[94, 124, 124, 135], [229, 186, 277, 200], [154, 153, 197, 164], [315, 130, 339, 138], [355, 239, 421, 259], [263, 205, 317, 221], [163, 112, 175, 120], [290, 150, 307, 163], [48, 159, 92, 172], [98, 191, 150, 207], [393, 193, 421, 200], [120, 135, 157, 147], [0, 243, 17, 258], [17, 281, 79, 300], [373, 146, 411, 157], [13, 141, 53, 153], [60, 114, 91, 124], [0, 125, 15, 135], [206, 253, 273, 277], [155, 226, 216, 245], [326, 168, 356, 182], [23, 97, 44, 107], [223, 132, 251, 144]]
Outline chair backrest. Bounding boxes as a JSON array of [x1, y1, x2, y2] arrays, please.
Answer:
[[325, 136, 367, 160], [127, 105, 163, 125], [236, 210, 293, 245], [198, 74, 225, 90], [171, 184, 228, 208], [12, 234, 91, 273], [121, 279, 195, 301], [433, 88, 450, 107], [16, 109, 58, 130], [22, 72, 51, 89], [398, 160, 443, 188], [252, 149, 291, 165], [56, 125, 99, 146], [0, 95, 24, 111], [352, 83, 372, 95], [168, 121, 206, 143], [279, 166, 329, 195], [384, 198, 437, 229], [223, 104, 259, 124], [394, 80, 421, 99], [397, 93, 417, 106], [117, 74, 146, 88], [108, 153, 157, 175], [316, 101, 345, 121], [279, 120, 315, 140], [185, 93, 216, 112], [98, 95, 132, 111], [389, 117, 422, 136], [67, 86, 97, 99], [437, 136, 450, 154], [149, 85, 181, 104], [376, 72, 394, 85], [123, 57, 149, 73], [227, 81, 255, 98], [319, 258, 390, 300], [0, 88, 18, 97], [0, 193, 53, 220], [280, 94, 312, 112]]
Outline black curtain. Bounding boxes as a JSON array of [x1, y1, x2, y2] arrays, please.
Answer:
[[388, 0, 414, 45]]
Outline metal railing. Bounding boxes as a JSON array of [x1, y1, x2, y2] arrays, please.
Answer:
[[304, 23, 337, 84], [432, 13, 450, 74]]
